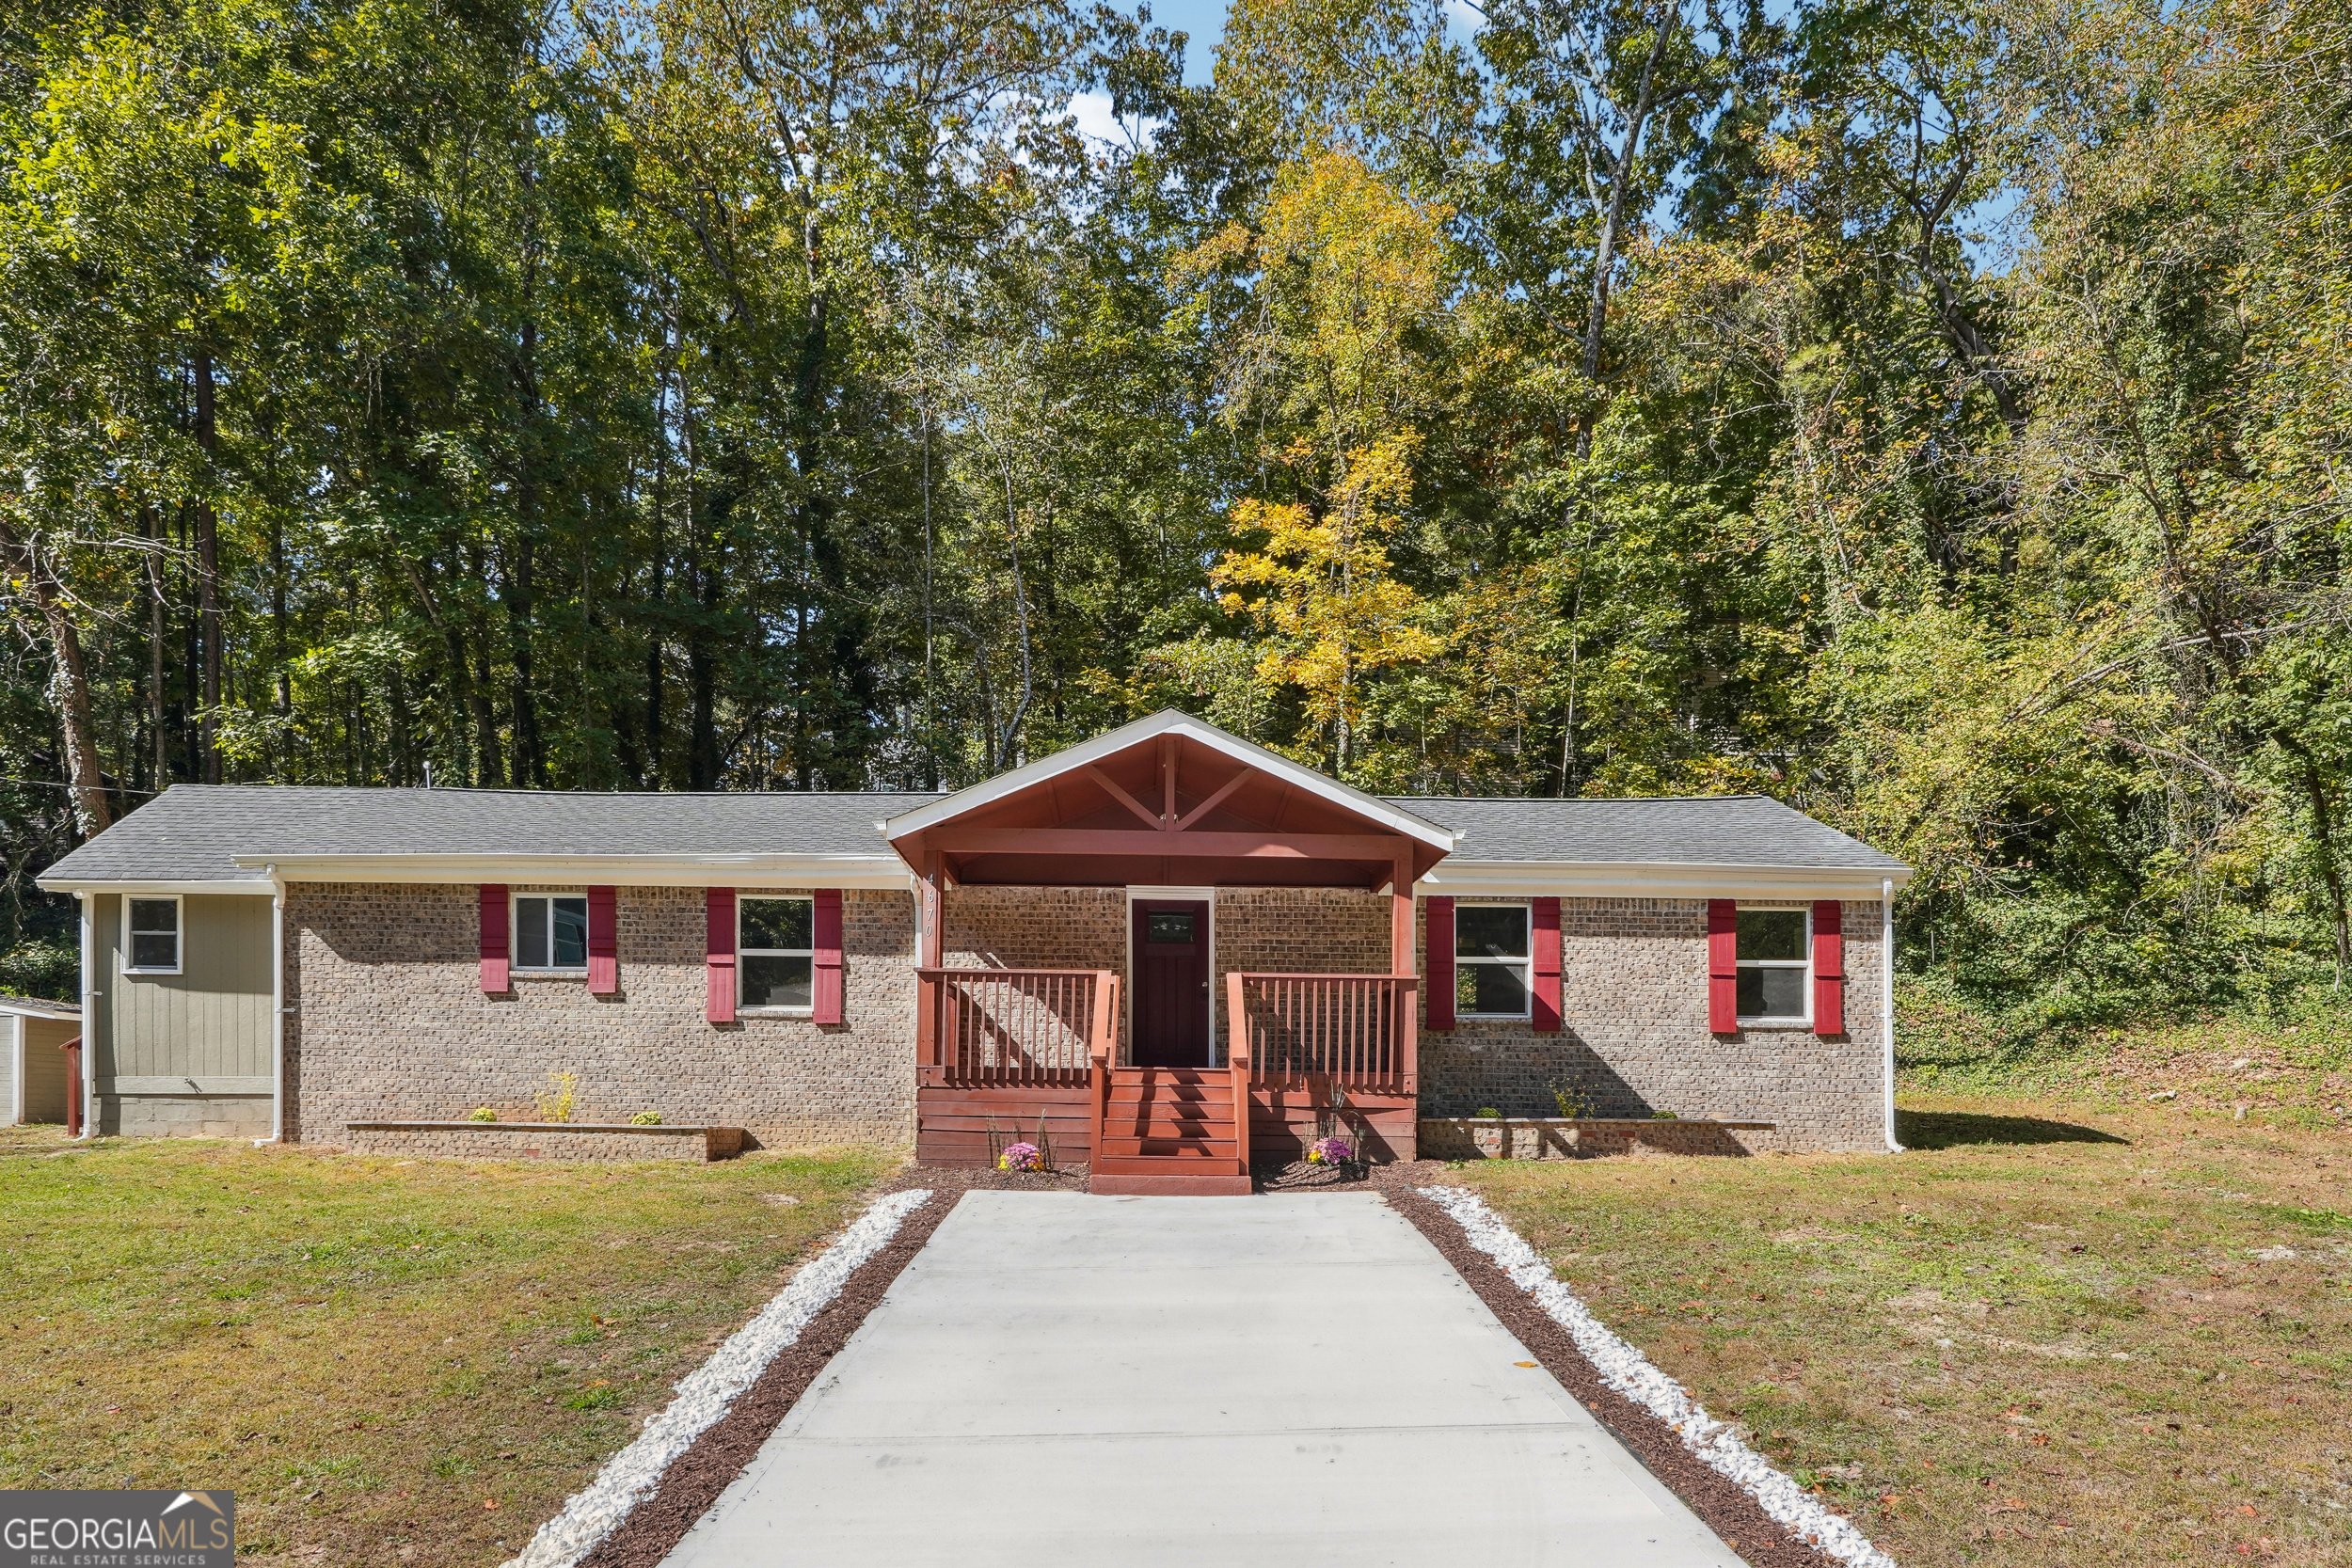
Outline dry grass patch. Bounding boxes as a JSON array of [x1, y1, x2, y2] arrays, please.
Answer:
[[1453, 1093, 2352, 1566], [0, 1126, 895, 1566]]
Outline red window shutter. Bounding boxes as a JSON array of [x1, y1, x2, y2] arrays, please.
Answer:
[[587, 886, 618, 994], [1707, 898, 1739, 1033], [706, 887, 737, 1024], [1424, 895, 1455, 1032], [1532, 896, 1562, 1033], [812, 889, 845, 1024], [479, 885, 510, 993], [1812, 899, 1846, 1036]]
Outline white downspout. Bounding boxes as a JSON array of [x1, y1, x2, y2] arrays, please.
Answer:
[[78, 892, 94, 1139], [1883, 877, 1900, 1151], [257, 869, 285, 1148]]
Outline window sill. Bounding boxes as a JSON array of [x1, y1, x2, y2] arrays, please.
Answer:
[[121, 967, 182, 977], [1735, 1017, 1815, 1031], [738, 1006, 816, 1018], [1458, 1013, 1533, 1022], [512, 969, 589, 979]]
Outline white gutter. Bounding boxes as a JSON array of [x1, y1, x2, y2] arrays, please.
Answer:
[[37, 878, 275, 896], [226, 853, 912, 888], [76, 892, 94, 1139], [257, 869, 285, 1148], [1883, 877, 1900, 1152], [1418, 861, 1911, 902]]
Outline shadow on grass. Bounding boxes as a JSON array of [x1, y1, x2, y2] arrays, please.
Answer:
[[1897, 1108, 2129, 1149]]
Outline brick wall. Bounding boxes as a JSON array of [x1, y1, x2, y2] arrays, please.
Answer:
[[283, 882, 916, 1149], [1212, 887, 1392, 1046], [1415, 898, 1886, 1152], [279, 880, 1888, 1157]]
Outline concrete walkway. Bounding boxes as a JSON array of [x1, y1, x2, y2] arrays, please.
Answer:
[[662, 1191, 1738, 1567]]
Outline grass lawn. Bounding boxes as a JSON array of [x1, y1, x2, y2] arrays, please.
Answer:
[[1453, 1092, 2352, 1565], [0, 1127, 896, 1566]]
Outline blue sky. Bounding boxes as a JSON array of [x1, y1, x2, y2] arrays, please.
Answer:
[[1132, 0, 1236, 85]]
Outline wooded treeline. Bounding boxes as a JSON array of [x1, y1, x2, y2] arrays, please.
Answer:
[[5, 0, 2349, 1049]]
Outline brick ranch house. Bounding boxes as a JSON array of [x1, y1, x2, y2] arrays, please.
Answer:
[[38, 710, 1911, 1191]]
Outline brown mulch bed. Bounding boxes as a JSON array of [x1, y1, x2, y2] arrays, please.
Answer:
[[1381, 1182, 1845, 1568]]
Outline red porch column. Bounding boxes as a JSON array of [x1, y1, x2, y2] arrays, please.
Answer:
[[1391, 847, 1415, 975]]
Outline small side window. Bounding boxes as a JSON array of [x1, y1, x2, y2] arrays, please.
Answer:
[[126, 897, 182, 974], [514, 895, 589, 971], [739, 896, 815, 1010], [1735, 909, 1809, 1022], [1454, 904, 1532, 1018]]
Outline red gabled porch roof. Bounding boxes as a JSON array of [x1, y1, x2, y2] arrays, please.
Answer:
[[882, 711, 1456, 891]]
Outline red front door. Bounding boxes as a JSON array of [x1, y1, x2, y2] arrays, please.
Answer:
[[1132, 899, 1211, 1067]]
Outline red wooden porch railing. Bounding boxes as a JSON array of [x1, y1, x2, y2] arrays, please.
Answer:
[[1227, 973, 1418, 1094], [918, 968, 1118, 1087], [1226, 977, 1252, 1172]]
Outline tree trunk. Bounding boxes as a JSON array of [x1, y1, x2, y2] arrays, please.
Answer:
[[0, 518, 111, 834], [194, 344, 223, 783], [1575, 6, 1676, 455]]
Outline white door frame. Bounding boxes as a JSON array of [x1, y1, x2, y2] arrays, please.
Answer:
[[1125, 886, 1217, 1066]]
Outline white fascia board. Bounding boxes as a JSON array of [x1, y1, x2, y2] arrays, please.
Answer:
[[36, 878, 275, 896], [225, 853, 914, 889], [1418, 860, 1914, 901], [880, 708, 1457, 851]]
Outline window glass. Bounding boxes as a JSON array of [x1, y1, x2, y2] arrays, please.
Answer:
[[1737, 965, 1806, 1019], [739, 896, 815, 1008], [1457, 960, 1530, 1017], [1735, 908, 1808, 1020], [742, 954, 815, 1009], [1144, 911, 1196, 944], [1736, 910, 1806, 961], [740, 898, 813, 952], [128, 897, 179, 970], [1456, 905, 1531, 958], [516, 896, 549, 968], [1454, 904, 1531, 1016], [514, 895, 589, 970], [550, 897, 588, 968]]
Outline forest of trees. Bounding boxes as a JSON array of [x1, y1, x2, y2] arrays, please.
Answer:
[[3, 0, 2348, 1055]]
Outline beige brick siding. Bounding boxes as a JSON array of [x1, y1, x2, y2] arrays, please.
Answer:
[[1212, 888, 1392, 1048], [283, 882, 915, 1149], [279, 880, 1888, 1158], [1416, 897, 1886, 1152]]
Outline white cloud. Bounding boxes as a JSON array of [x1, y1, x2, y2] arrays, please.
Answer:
[[1065, 90, 1161, 151]]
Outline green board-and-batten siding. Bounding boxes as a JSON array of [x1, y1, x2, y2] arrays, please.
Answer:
[[90, 893, 273, 1136]]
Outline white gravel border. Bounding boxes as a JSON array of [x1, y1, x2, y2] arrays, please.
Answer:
[[1419, 1185, 1897, 1568], [501, 1187, 935, 1568]]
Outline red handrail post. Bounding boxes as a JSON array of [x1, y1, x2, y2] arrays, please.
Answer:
[[915, 969, 940, 1078], [1089, 970, 1117, 1167], [1226, 973, 1250, 1179], [60, 1036, 82, 1138], [1396, 975, 1418, 1096]]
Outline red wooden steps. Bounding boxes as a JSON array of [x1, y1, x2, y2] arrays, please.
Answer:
[[1089, 1066, 1252, 1196]]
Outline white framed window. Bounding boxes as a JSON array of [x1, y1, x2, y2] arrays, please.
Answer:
[[1736, 907, 1811, 1023], [122, 895, 183, 974], [1454, 902, 1532, 1019], [739, 895, 815, 1012], [514, 893, 589, 972]]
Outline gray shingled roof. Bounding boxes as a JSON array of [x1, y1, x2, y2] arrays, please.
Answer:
[[40, 785, 940, 883], [42, 783, 1904, 884], [1394, 795, 1906, 870]]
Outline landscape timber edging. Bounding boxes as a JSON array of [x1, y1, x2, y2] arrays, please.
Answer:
[[1418, 1116, 1778, 1161], [344, 1121, 747, 1162]]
